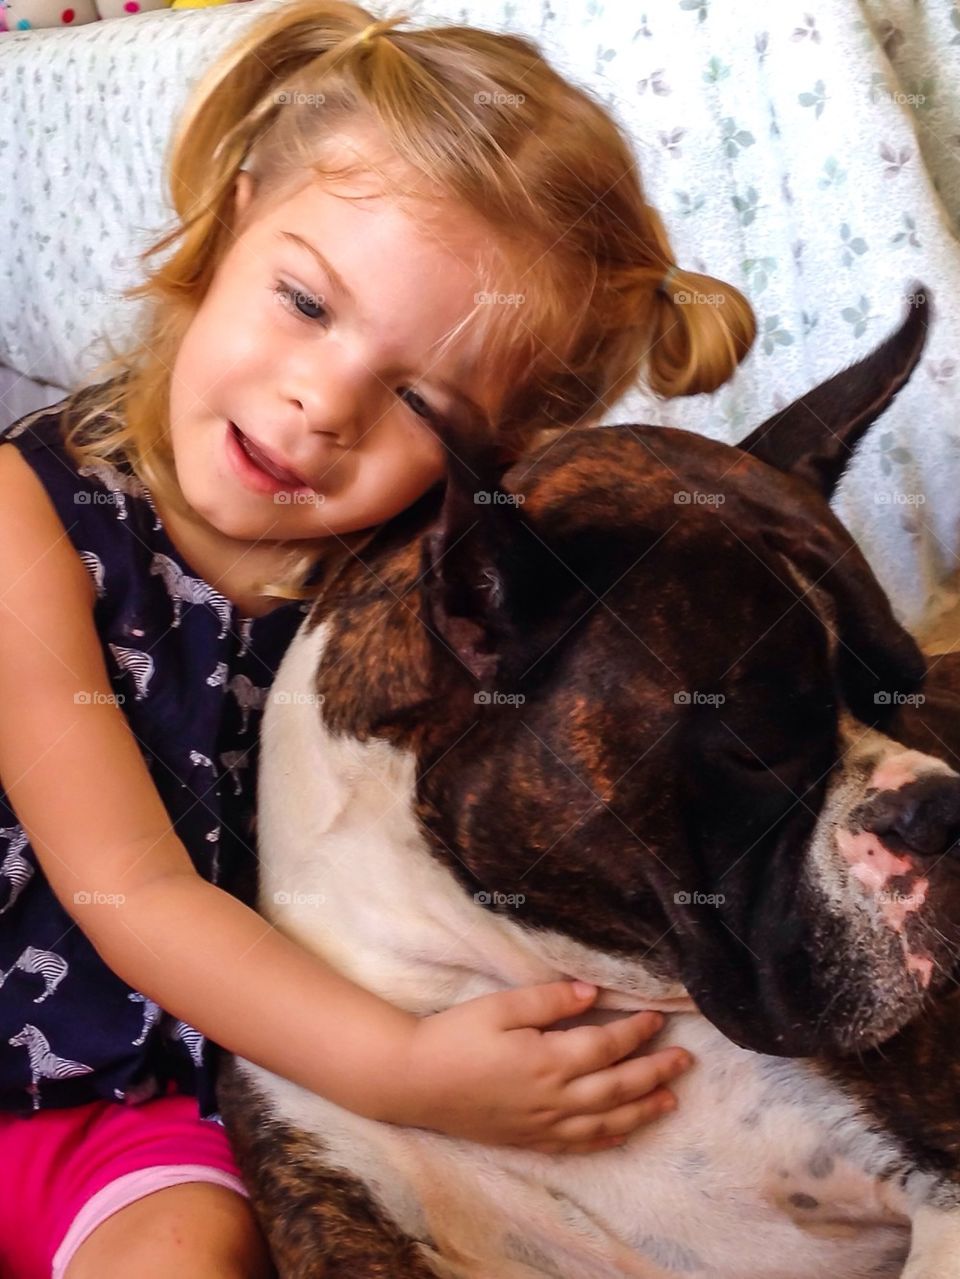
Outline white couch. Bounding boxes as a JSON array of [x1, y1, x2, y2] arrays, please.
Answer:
[[1, 0, 958, 637]]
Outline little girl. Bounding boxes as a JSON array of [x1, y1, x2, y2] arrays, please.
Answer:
[[0, 2, 756, 1276]]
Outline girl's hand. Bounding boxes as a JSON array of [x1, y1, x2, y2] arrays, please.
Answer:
[[391, 980, 694, 1153]]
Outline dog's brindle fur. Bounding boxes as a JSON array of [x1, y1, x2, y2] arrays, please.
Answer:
[[218, 285, 960, 1276]]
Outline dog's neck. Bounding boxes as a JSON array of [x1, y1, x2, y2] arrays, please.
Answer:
[[264, 555, 697, 1017], [304, 497, 479, 755]]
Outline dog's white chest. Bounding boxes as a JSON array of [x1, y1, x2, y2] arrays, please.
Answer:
[[241, 620, 921, 1279]]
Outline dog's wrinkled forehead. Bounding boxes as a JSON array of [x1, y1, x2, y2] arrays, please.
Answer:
[[510, 429, 915, 715], [514, 422, 808, 540]]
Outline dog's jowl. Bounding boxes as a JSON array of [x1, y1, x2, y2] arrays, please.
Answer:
[[217, 284, 960, 1279]]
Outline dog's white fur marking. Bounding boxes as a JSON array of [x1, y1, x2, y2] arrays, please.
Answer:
[[237, 620, 959, 1278]]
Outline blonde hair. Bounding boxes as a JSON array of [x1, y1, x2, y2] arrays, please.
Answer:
[[59, 0, 757, 602]]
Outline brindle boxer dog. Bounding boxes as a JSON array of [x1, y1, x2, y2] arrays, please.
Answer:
[[218, 283, 960, 1278]]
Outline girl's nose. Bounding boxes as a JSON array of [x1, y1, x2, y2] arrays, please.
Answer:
[[286, 392, 355, 448], [284, 363, 372, 449]]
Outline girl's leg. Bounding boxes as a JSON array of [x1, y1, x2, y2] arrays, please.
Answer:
[[0, 1083, 277, 1279], [62, 1180, 275, 1279]]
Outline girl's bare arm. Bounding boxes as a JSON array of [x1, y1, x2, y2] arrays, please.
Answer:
[[0, 444, 691, 1148]]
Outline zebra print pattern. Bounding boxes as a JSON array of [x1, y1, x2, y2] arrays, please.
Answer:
[[108, 642, 156, 700], [80, 549, 106, 598], [0, 945, 68, 1004], [0, 827, 33, 916], [227, 673, 270, 734], [8, 1025, 94, 1111], [77, 459, 162, 529], [219, 750, 250, 797], [149, 553, 232, 638], [128, 991, 163, 1046], [206, 660, 229, 688]]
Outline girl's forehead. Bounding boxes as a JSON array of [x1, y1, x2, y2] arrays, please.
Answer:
[[263, 174, 491, 257], [248, 122, 500, 250]]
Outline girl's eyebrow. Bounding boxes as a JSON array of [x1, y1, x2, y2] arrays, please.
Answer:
[[276, 230, 353, 301], [275, 229, 485, 426]]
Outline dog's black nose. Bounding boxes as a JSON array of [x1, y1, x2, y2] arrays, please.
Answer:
[[859, 773, 960, 858]]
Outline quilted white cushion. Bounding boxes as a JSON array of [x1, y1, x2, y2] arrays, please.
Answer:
[[0, 0, 284, 389], [0, 0, 959, 635]]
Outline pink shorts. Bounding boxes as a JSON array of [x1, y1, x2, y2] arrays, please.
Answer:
[[0, 1083, 250, 1279]]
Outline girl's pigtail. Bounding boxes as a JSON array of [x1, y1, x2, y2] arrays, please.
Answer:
[[633, 203, 757, 400]]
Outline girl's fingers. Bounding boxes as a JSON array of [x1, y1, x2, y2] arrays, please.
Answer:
[[554, 1044, 693, 1117], [530, 1086, 679, 1149], [547, 1010, 670, 1078], [485, 980, 599, 1031]]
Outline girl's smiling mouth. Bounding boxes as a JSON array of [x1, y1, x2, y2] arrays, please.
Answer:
[[227, 422, 315, 495]]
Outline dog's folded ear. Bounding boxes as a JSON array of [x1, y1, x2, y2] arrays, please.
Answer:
[[737, 283, 931, 498], [419, 438, 584, 688]]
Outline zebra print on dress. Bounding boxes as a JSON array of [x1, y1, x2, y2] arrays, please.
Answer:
[[129, 991, 163, 1046], [0, 826, 32, 916], [189, 749, 216, 775], [237, 617, 254, 659], [108, 642, 156, 700], [0, 946, 68, 1004], [8, 1025, 94, 1111], [78, 459, 162, 529], [219, 750, 250, 796], [168, 1019, 206, 1068], [149, 553, 233, 638], [227, 673, 270, 734], [80, 549, 106, 598]]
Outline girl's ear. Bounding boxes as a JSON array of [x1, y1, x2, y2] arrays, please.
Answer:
[[232, 169, 259, 232]]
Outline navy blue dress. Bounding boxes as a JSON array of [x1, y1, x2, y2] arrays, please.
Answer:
[[0, 391, 310, 1120]]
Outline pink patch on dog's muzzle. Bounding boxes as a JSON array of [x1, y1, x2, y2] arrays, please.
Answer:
[[836, 827, 932, 987], [868, 751, 933, 794]]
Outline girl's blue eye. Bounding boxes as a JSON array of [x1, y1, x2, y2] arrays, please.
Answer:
[[399, 388, 436, 422], [273, 282, 443, 425], [273, 282, 328, 322]]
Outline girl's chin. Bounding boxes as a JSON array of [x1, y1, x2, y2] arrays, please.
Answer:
[[208, 504, 334, 544]]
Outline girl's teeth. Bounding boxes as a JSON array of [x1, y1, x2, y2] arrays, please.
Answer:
[[237, 427, 303, 486]]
